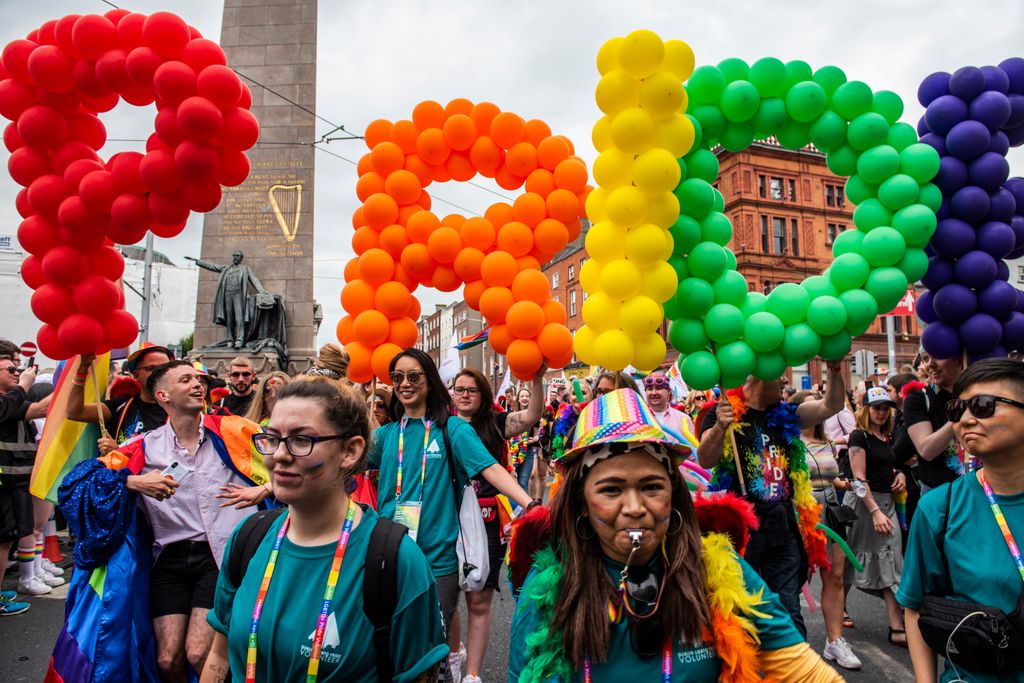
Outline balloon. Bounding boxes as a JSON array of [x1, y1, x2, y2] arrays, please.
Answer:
[[766, 283, 809, 326], [806, 296, 848, 336], [781, 323, 821, 365], [704, 304, 744, 343], [744, 312, 785, 352], [680, 351, 720, 390]]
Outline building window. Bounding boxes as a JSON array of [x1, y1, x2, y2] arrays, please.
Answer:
[[568, 264, 575, 281], [1018, 265, 1024, 284], [827, 223, 840, 244], [770, 177, 784, 200], [790, 218, 799, 256], [552, 272, 559, 288], [894, 316, 903, 334], [758, 175, 767, 198], [761, 215, 769, 252], [763, 280, 774, 294], [788, 179, 796, 201], [570, 290, 577, 317], [825, 184, 846, 208], [773, 217, 786, 254]]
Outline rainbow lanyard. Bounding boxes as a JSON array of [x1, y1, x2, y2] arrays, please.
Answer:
[[977, 469, 1024, 586], [395, 416, 431, 501], [582, 640, 672, 683], [245, 500, 357, 683]]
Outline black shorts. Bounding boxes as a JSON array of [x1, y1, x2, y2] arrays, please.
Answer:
[[481, 517, 504, 591], [150, 540, 219, 617], [0, 482, 34, 543]]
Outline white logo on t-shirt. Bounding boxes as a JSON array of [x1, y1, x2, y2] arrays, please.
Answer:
[[426, 439, 441, 454]]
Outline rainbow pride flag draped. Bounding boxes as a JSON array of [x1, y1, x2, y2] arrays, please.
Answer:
[[456, 327, 490, 350], [31, 354, 110, 505]]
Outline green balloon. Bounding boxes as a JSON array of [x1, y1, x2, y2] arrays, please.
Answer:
[[753, 98, 788, 137], [717, 341, 757, 379], [862, 227, 906, 267], [847, 112, 890, 151], [685, 149, 719, 183], [776, 120, 811, 149], [675, 157, 689, 184], [806, 295, 848, 336], [721, 81, 761, 123], [839, 289, 879, 335], [877, 173, 920, 211], [719, 120, 755, 151], [669, 317, 710, 354], [819, 329, 852, 360], [749, 57, 787, 98], [745, 311, 786, 352], [687, 242, 727, 281], [670, 215, 702, 253], [740, 291, 768, 317], [831, 228, 864, 257], [809, 111, 847, 152], [723, 247, 737, 270], [664, 296, 682, 320], [668, 253, 690, 280], [675, 277, 715, 315], [900, 143, 941, 184], [892, 203, 937, 247], [826, 144, 859, 177], [802, 275, 839, 300], [717, 58, 750, 82], [831, 81, 873, 120], [887, 122, 918, 151], [865, 267, 909, 313], [918, 183, 943, 212], [680, 351, 721, 390], [712, 270, 748, 306], [845, 175, 878, 205], [784, 60, 814, 89], [686, 114, 704, 149], [700, 212, 733, 246], [754, 351, 788, 381], [856, 144, 901, 184], [871, 90, 904, 124], [897, 248, 929, 283], [712, 189, 725, 213], [812, 65, 847, 96], [686, 66, 726, 106], [829, 253, 871, 291], [691, 105, 725, 142], [782, 323, 822, 366], [675, 179, 716, 219], [853, 198, 894, 231], [766, 282, 811, 325], [786, 81, 827, 122]]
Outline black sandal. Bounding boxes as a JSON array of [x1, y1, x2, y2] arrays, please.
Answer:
[[888, 627, 908, 648]]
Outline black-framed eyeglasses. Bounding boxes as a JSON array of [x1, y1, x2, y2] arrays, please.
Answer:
[[390, 370, 425, 386], [453, 386, 480, 396], [251, 433, 349, 457], [946, 394, 1024, 422]]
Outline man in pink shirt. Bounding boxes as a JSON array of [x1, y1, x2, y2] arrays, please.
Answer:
[[643, 372, 697, 443]]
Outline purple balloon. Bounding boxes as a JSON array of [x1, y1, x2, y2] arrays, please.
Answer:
[[997, 259, 1010, 281], [937, 199, 951, 221], [918, 71, 951, 107], [932, 218, 976, 258], [946, 120, 992, 161], [934, 156, 968, 194], [922, 257, 956, 290], [950, 67, 987, 102], [999, 58, 1024, 93], [979, 280, 1019, 318], [917, 116, 931, 137], [920, 132, 948, 156], [977, 221, 1015, 258], [1007, 178, 1024, 213], [1007, 123, 1024, 147], [1007, 94, 1024, 127], [1003, 311, 1024, 350], [921, 321, 962, 359], [954, 250, 998, 288], [968, 152, 1011, 192], [987, 188, 1016, 223], [951, 185, 992, 222], [988, 131, 1010, 156], [968, 345, 1008, 363], [969, 90, 1012, 130], [917, 289, 937, 324], [981, 65, 1010, 93], [961, 312, 1003, 351], [933, 283, 978, 323], [925, 95, 968, 135], [1018, 291, 1024, 313]]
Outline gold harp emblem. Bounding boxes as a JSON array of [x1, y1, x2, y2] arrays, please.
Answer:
[[268, 184, 302, 242]]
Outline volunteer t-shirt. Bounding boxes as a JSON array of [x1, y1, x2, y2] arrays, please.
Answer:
[[367, 415, 497, 576], [208, 506, 447, 683], [508, 550, 804, 682], [896, 474, 1024, 683], [103, 395, 166, 444], [700, 404, 792, 504], [902, 385, 963, 488]]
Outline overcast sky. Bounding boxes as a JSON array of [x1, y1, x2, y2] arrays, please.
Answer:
[[1, 0, 1022, 350]]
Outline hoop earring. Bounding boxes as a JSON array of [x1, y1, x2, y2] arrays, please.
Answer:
[[666, 509, 684, 536], [575, 515, 596, 540]]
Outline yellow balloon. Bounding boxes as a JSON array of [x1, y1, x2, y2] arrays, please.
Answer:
[[654, 113, 696, 158], [600, 258, 643, 300], [663, 40, 695, 81], [633, 333, 668, 372], [620, 295, 664, 338], [625, 222, 668, 265], [595, 70, 641, 117], [605, 185, 648, 227], [645, 190, 680, 228], [633, 148, 682, 194], [609, 107, 656, 154], [573, 325, 600, 365], [661, 231, 676, 260], [594, 329, 636, 371], [596, 37, 623, 76], [640, 260, 679, 302], [585, 221, 628, 262], [582, 291, 622, 332], [592, 115, 613, 152], [593, 148, 635, 189], [579, 258, 604, 293], [585, 186, 609, 223], [638, 70, 686, 119], [618, 29, 665, 80]]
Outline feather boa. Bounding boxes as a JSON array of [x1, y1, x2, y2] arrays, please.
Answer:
[[709, 388, 829, 573], [549, 403, 577, 462], [518, 535, 767, 683], [508, 433, 530, 467]]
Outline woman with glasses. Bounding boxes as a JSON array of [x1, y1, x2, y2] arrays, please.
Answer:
[[202, 379, 447, 682], [509, 389, 841, 682], [844, 386, 908, 648], [366, 349, 534, 662], [243, 371, 291, 425], [594, 370, 637, 397]]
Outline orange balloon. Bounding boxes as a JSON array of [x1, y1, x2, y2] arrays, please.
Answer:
[[479, 286, 515, 323], [459, 217, 496, 251], [357, 248, 395, 286], [516, 256, 542, 272], [511, 193, 547, 226], [524, 119, 553, 147], [442, 114, 477, 151], [479, 251, 517, 287], [440, 213, 465, 228], [505, 142, 538, 177], [399, 243, 434, 279], [357, 153, 373, 176], [538, 323, 573, 358], [406, 210, 439, 244], [445, 98, 474, 117], [553, 158, 588, 193], [511, 269, 550, 304], [484, 202, 513, 229], [469, 137, 502, 177], [372, 342, 403, 383], [431, 163, 452, 183], [345, 342, 373, 384], [340, 279, 375, 315], [533, 218, 570, 255], [397, 205, 421, 225], [371, 141, 405, 176], [351, 226, 379, 253], [432, 266, 460, 292], [445, 153, 475, 182], [545, 188, 580, 223], [548, 349, 574, 370], [365, 119, 393, 148], [490, 112, 526, 149], [416, 190, 432, 210], [525, 168, 555, 197], [374, 281, 412, 318], [390, 120, 419, 154], [353, 309, 390, 346], [426, 226, 462, 264], [541, 299, 568, 325], [506, 300, 546, 339], [507, 338, 543, 379], [489, 323, 513, 354], [463, 279, 486, 309], [384, 169, 422, 205], [416, 128, 450, 166], [470, 101, 501, 133], [362, 193, 399, 229], [392, 264, 418, 292], [356, 172, 385, 202], [406, 295, 421, 321], [351, 207, 365, 230], [495, 165, 525, 191], [378, 224, 410, 257], [565, 216, 583, 242], [404, 154, 433, 185], [537, 136, 571, 170], [497, 221, 533, 257], [453, 247, 485, 282], [412, 100, 446, 130], [387, 317, 418, 348], [335, 315, 354, 343], [343, 257, 359, 282]]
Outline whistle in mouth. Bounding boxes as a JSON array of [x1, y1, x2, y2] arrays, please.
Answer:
[[628, 530, 643, 547]]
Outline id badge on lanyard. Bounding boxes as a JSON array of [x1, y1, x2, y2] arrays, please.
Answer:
[[395, 417, 432, 542], [394, 502, 422, 542]]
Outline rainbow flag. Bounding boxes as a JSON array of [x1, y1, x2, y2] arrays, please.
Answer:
[[31, 354, 110, 505], [456, 327, 490, 350], [894, 488, 908, 531]]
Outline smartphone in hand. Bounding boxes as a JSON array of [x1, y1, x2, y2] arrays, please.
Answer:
[[160, 460, 193, 484]]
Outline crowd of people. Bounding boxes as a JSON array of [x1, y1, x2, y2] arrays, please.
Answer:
[[1, 337, 1022, 682]]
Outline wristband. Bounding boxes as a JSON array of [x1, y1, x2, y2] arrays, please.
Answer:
[[72, 379, 86, 387], [525, 499, 542, 512], [869, 508, 881, 514]]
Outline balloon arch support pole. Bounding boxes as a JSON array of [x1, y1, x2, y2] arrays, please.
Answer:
[[728, 428, 747, 497], [89, 362, 110, 440]]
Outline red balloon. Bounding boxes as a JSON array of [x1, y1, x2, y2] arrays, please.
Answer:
[[120, 85, 155, 107], [176, 96, 223, 141], [0, 79, 37, 119], [115, 13, 147, 51], [217, 150, 250, 186], [154, 106, 184, 146], [88, 245, 125, 279], [182, 179, 222, 212], [8, 146, 51, 186], [30, 283, 76, 323], [196, 65, 241, 108], [61, 158, 104, 194], [108, 152, 146, 193], [3, 122, 24, 153], [73, 275, 120, 317], [27, 174, 66, 216], [103, 309, 138, 349], [150, 220, 186, 238], [78, 170, 119, 213], [148, 189, 190, 226], [238, 84, 252, 109], [104, 8, 132, 26], [36, 88, 80, 116], [2, 39, 37, 83], [94, 49, 131, 93], [15, 188, 31, 218], [67, 112, 105, 150], [124, 46, 162, 88], [37, 323, 70, 360], [21, 254, 46, 289], [152, 60, 196, 105], [138, 149, 182, 192], [42, 245, 89, 286], [17, 105, 68, 149], [36, 20, 58, 46], [17, 215, 60, 255], [27, 45, 75, 92], [174, 140, 219, 178], [58, 222, 106, 251], [145, 133, 169, 153], [109, 193, 149, 233], [79, 92, 118, 113], [58, 314, 104, 355], [58, 195, 103, 233], [51, 141, 99, 174], [181, 38, 226, 72], [71, 59, 109, 98], [72, 15, 117, 61], [54, 16, 82, 59], [142, 12, 191, 59], [221, 107, 259, 150]]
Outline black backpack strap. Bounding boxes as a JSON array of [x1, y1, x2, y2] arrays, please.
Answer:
[[440, 417, 461, 508], [228, 508, 285, 587], [937, 480, 955, 591], [363, 516, 408, 683]]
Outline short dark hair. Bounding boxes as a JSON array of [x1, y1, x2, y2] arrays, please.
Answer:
[[0, 339, 19, 359], [274, 379, 371, 477], [953, 358, 1024, 400], [147, 360, 196, 395], [887, 373, 917, 395]]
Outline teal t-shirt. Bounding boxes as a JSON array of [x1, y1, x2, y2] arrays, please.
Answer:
[[368, 415, 497, 576], [208, 506, 448, 683], [896, 473, 1024, 683], [507, 550, 803, 682]]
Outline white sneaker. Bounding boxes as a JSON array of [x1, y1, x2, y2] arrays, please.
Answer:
[[41, 558, 65, 576], [39, 572, 65, 587], [18, 576, 52, 596], [447, 652, 462, 683], [823, 637, 862, 670]]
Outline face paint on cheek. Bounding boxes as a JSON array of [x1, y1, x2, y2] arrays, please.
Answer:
[[302, 458, 327, 477]]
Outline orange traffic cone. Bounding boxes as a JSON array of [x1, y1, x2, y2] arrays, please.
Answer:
[[43, 517, 63, 563]]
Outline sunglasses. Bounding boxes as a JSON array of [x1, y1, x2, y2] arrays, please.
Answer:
[[251, 433, 349, 457], [0, 366, 19, 374], [643, 376, 670, 389], [946, 394, 1024, 422], [621, 565, 665, 658], [230, 371, 253, 379], [390, 370, 426, 386]]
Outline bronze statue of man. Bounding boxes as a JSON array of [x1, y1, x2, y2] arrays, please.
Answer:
[[186, 251, 266, 349]]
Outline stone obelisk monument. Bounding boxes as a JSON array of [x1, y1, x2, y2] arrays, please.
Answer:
[[192, 0, 318, 375]]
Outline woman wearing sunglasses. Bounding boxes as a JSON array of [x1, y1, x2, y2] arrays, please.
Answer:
[[243, 371, 291, 425], [202, 379, 447, 682], [844, 386, 908, 648], [509, 389, 842, 682]]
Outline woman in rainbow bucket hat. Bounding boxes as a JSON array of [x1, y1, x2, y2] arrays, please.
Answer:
[[508, 388, 842, 682]]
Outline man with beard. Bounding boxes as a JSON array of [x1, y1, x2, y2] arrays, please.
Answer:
[[216, 357, 256, 416]]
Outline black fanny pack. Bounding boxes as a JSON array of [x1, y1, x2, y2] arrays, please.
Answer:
[[918, 590, 1024, 672]]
